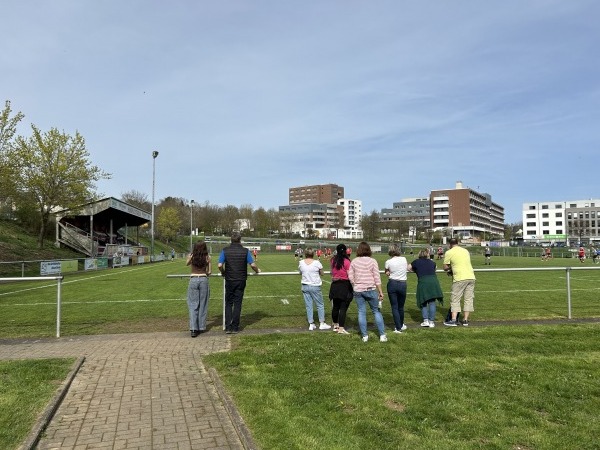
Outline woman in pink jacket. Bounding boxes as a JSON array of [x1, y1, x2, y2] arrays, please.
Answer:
[[348, 241, 387, 343]]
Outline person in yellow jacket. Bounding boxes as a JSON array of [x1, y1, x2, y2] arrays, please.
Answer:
[[443, 238, 475, 327]]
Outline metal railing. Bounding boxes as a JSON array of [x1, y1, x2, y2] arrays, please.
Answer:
[[0, 276, 64, 337], [168, 266, 600, 328]]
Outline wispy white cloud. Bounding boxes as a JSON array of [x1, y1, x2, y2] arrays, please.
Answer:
[[1, 0, 599, 220]]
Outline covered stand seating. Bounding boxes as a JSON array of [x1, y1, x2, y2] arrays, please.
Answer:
[[55, 197, 151, 256]]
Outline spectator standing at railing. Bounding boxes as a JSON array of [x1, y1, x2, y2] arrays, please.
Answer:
[[384, 244, 408, 334], [329, 243, 353, 335], [218, 232, 260, 334], [443, 238, 475, 327], [186, 241, 211, 338], [299, 248, 331, 331], [409, 248, 443, 328], [348, 241, 387, 343]]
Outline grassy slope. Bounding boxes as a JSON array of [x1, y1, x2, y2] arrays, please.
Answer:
[[0, 221, 85, 262], [0, 220, 191, 262]]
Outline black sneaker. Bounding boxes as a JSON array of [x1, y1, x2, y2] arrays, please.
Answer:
[[462, 320, 469, 327], [443, 320, 458, 327]]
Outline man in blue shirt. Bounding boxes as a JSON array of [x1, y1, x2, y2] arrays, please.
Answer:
[[218, 232, 260, 333]]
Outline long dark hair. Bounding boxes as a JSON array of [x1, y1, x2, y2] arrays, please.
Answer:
[[191, 241, 209, 269], [332, 243, 349, 270]]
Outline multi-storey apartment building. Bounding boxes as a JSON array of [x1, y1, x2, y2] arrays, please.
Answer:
[[279, 202, 342, 239], [337, 198, 363, 239], [281, 184, 362, 239], [380, 197, 431, 229], [430, 181, 504, 239], [288, 184, 344, 205], [522, 199, 600, 244]]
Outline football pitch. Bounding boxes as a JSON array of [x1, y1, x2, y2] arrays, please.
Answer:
[[0, 252, 599, 339]]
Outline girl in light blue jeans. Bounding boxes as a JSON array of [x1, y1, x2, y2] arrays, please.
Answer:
[[299, 248, 331, 331]]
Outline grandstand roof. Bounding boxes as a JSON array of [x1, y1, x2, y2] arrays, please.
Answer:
[[55, 197, 151, 229]]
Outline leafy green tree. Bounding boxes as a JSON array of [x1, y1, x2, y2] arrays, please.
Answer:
[[156, 206, 182, 243], [9, 125, 110, 247], [121, 190, 151, 211], [360, 210, 381, 241], [0, 100, 24, 200]]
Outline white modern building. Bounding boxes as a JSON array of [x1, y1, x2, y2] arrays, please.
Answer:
[[336, 198, 363, 240], [522, 199, 600, 244]]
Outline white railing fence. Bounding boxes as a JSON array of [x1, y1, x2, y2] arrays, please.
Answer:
[[168, 266, 600, 329], [0, 276, 64, 337]]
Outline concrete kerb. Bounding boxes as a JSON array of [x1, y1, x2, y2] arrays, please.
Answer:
[[209, 367, 259, 450], [18, 356, 86, 450]]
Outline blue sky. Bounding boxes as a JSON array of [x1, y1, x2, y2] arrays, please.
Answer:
[[2, 1, 599, 222]]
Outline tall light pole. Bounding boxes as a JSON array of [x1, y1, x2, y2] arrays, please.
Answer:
[[189, 199, 195, 252], [151, 151, 159, 260]]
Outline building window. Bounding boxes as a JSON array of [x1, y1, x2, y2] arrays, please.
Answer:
[[556, 221, 562, 226], [529, 205, 536, 210], [542, 205, 548, 209], [527, 230, 536, 236], [542, 213, 549, 218], [527, 222, 536, 227], [555, 204, 562, 209], [542, 222, 549, 226], [526, 213, 536, 218], [556, 230, 563, 234], [556, 212, 562, 218], [543, 230, 549, 235]]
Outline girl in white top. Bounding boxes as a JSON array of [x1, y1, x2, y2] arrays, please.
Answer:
[[384, 244, 409, 333], [299, 248, 331, 331]]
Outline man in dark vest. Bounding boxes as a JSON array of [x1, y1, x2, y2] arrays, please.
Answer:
[[218, 231, 260, 333]]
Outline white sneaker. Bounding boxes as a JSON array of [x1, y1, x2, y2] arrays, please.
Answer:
[[380, 335, 388, 342], [428, 321, 435, 328], [319, 322, 331, 330], [420, 320, 430, 327], [401, 324, 407, 331], [393, 329, 403, 334], [362, 335, 369, 342], [308, 323, 316, 331]]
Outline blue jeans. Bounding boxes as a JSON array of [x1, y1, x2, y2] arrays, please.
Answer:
[[301, 284, 325, 323], [387, 279, 407, 331], [187, 277, 210, 331], [354, 290, 385, 337], [421, 299, 437, 322]]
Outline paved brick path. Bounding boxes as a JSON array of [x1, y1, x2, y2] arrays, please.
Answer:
[[0, 332, 255, 450]]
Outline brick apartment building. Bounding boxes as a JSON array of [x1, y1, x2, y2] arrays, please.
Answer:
[[288, 184, 344, 204], [430, 181, 504, 239]]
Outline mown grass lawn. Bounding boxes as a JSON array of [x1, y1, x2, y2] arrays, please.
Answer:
[[0, 252, 599, 449], [205, 324, 600, 449], [0, 358, 75, 450]]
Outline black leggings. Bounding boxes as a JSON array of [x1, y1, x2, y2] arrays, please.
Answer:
[[332, 298, 352, 327]]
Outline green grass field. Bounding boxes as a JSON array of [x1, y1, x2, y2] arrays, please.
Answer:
[[0, 358, 75, 450], [1, 251, 599, 449], [205, 325, 600, 449], [0, 252, 598, 338]]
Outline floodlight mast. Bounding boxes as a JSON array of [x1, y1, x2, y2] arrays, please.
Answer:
[[151, 151, 159, 260]]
